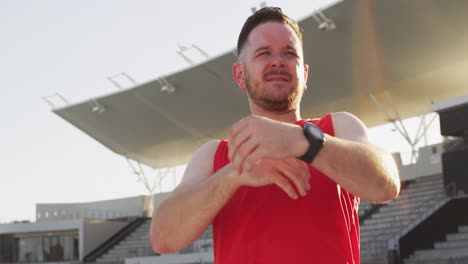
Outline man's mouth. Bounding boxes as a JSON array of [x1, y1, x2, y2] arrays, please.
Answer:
[[264, 71, 292, 82], [265, 75, 289, 82]]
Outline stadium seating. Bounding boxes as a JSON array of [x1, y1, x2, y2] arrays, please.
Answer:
[[360, 174, 445, 264], [96, 219, 212, 263], [96, 219, 154, 263]]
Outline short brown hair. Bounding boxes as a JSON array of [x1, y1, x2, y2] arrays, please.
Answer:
[[236, 7, 303, 57]]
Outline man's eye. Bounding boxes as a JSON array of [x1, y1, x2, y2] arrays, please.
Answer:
[[287, 52, 298, 56], [257, 52, 269, 56]]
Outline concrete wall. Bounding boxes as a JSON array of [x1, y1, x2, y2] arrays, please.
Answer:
[[400, 143, 443, 181], [0, 219, 81, 235], [81, 220, 128, 259], [37, 195, 151, 222]]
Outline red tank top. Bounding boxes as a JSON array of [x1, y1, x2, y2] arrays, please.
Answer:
[[212, 114, 360, 264]]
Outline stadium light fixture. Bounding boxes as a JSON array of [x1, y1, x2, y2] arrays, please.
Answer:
[[313, 10, 336, 31], [90, 99, 106, 114], [158, 77, 175, 94], [251, 1, 267, 14]]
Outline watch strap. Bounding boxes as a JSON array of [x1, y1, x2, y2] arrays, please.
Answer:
[[297, 122, 325, 163]]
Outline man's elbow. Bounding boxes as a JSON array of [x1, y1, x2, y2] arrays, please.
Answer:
[[383, 182, 400, 202], [151, 239, 174, 255], [377, 156, 401, 202], [378, 173, 401, 203], [150, 229, 180, 254]]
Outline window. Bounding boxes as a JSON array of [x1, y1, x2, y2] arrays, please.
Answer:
[[14, 231, 79, 262]]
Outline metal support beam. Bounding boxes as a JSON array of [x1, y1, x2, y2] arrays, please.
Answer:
[[155, 167, 178, 193], [126, 157, 156, 195], [41, 93, 70, 109], [125, 157, 180, 194], [107, 72, 138, 90], [370, 90, 438, 163], [369, 92, 412, 144], [177, 43, 210, 66]]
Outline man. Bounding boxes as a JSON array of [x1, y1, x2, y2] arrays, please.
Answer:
[[150, 7, 400, 264]]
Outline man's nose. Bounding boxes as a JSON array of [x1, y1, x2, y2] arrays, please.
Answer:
[[270, 54, 285, 68]]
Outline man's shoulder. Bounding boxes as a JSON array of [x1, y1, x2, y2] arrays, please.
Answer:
[[202, 139, 222, 147], [177, 140, 222, 188], [330, 111, 361, 122], [186, 140, 222, 168], [195, 140, 222, 158], [330, 112, 366, 129], [330, 112, 368, 142]]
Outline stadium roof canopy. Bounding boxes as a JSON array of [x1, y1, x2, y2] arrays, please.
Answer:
[[53, 0, 468, 168]]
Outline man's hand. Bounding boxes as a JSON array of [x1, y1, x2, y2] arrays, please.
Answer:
[[232, 158, 311, 199], [228, 115, 307, 173]]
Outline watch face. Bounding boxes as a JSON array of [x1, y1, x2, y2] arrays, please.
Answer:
[[311, 125, 323, 138], [305, 123, 324, 141]]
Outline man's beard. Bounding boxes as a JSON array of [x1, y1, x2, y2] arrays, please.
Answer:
[[245, 70, 302, 113]]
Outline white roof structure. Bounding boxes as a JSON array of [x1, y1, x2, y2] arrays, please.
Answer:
[[432, 95, 468, 113], [53, 0, 468, 168]]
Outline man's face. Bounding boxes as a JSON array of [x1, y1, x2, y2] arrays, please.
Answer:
[[238, 22, 308, 112]]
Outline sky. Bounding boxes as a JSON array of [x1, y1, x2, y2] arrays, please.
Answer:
[[0, 0, 442, 223]]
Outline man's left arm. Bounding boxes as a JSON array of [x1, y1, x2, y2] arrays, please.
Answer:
[[228, 112, 400, 203], [310, 112, 400, 203]]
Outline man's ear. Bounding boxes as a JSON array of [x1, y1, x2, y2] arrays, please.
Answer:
[[303, 64, 309, 90], [232, 62, 246, 90]]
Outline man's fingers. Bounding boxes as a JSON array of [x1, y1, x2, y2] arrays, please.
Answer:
[[272, 174, 298, 200], [229, 117, 249, 140], [228, 124, 252, 161], [242, 148, 265, 172], [277, 162, 309, 197], [232, 139, 258, 174], [283, 159, 311, 191]]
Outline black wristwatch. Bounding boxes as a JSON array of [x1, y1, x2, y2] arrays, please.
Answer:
[[297, 122, 326, 163]]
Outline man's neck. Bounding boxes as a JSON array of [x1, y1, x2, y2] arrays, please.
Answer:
[[250, 106, 302, 123]]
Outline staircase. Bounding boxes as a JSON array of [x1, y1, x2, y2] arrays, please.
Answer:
[[404, 225, 468, 264]]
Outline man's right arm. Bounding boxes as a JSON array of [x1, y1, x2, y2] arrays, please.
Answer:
[[150, 140, 239, 254]]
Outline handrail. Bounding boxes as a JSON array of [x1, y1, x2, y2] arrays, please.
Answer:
[[359, 202, 385, 223], [84, 217, 149, 262]]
